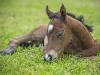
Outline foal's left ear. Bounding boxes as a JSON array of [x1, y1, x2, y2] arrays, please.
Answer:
[[46, 5, 54, 19], [60, 4, 66, 21]]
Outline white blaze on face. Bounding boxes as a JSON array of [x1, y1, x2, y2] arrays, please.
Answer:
[[48, 24, 54, 33]]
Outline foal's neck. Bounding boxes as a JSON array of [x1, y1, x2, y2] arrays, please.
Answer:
[[65, 15, 95, 48]]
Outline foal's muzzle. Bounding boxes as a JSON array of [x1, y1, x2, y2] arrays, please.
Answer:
[[44, 54, 52, 61], [43, 50, 58, 61]]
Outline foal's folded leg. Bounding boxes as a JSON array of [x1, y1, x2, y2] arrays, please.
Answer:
[[0, 25, 47, 55], [76, 42, 100, 57]]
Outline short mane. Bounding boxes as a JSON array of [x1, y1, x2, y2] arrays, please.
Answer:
[[67, 12, 93, 32]]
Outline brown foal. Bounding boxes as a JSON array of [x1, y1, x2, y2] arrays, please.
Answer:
[[0, 4, 100, 61]]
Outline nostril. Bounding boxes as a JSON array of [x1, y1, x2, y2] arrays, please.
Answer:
[[44, 57, 47, 61], [44, 54, 52, 61], [48, 54, 52, 61]]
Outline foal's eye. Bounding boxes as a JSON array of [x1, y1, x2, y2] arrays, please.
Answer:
[[56, 30, 64, 39]]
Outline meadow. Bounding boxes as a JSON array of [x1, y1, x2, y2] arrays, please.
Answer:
[[0, 0, 100, 75]]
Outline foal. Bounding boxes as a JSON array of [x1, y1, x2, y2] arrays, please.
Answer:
[[0, 4, 100, 61], [43, 4, 100, 61]]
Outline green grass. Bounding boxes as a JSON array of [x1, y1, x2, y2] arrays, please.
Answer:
[[0, 0, 100, 75]]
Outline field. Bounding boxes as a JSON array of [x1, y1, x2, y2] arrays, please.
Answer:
[[0, 0, 100, 75]]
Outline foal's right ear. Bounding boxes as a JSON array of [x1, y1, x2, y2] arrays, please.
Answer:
[[60, 4, 66, 21], [46, 5, 54, 19]]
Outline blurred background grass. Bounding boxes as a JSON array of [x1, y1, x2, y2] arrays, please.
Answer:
[[0, 0, 100, 75]]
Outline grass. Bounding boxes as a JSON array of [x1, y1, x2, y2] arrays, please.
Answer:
[[0, 0, 100, 75]]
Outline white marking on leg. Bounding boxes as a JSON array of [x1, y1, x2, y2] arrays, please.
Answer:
[[44, 36, 48, 46]]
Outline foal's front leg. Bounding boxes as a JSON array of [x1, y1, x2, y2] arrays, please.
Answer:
[[0, 25, 47, 55], [0, 32, 33, 55]]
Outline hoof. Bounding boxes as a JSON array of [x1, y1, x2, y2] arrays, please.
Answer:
[[0, 47, 15, 55]]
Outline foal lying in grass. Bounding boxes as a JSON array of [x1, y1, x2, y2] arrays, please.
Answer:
[[0, 4, 100, 61]]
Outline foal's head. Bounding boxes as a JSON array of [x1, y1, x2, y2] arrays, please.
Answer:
[[43, 4, 73, 61]]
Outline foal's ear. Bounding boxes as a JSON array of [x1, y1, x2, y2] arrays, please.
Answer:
[[46, 5, 54, 19], [60, 4, 66, 21]]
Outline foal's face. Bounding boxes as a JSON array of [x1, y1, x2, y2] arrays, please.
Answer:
[[44, 18, 71, 61], [43, 4, 72, 61]]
